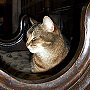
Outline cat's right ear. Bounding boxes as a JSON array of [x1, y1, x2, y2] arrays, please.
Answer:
[[43, 16, 54, 32], [30, 18, 38, 25]]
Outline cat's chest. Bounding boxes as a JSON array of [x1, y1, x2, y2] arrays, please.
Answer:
[[34, 49, 54, 63]]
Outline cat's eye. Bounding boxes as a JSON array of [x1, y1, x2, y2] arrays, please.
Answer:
[[32, 37, 36, 41]]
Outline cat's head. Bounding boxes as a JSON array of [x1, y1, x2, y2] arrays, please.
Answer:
[[26, 16, 59, 53]]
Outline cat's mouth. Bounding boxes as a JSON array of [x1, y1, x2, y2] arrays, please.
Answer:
[[26, 42, 36, 48], [28, 45, 37, 48], [27, 45, 37, 53], [30, 44, 37, 48]]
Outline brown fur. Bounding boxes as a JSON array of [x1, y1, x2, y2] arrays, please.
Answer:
[[26, 16, 69, 73]]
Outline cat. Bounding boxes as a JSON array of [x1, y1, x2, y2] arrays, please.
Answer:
[[26, 16, 69, 73]]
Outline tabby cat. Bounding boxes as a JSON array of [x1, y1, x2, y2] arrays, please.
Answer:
[[26, 16, 69, 73]]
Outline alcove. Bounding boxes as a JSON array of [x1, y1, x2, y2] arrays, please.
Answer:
[[0, 0, 89, 89]]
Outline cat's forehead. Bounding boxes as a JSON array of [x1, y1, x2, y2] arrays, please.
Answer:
[[35, 23, 43, 30], [28, 23, 41, 34], [31, 24, 43, 36], [30, 23, 40, 31]]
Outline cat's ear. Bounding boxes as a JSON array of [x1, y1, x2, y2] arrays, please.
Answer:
[[27, 30, 30, 38], [30, 18, 38, 25], [43, 16, 54, 32]]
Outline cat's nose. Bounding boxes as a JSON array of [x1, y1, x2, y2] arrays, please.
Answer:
[[26, 42, 33, 47], [26, 42, 29, 47]]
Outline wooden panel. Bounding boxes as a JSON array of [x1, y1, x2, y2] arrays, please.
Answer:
[[0, 0, 6, 4]]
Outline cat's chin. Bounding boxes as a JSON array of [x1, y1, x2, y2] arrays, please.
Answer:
[[27, 46, 38, 53], [28, 48, 37, 53], [29, 50, 36, 53]]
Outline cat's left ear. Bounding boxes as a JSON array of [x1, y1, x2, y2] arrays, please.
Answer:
[[43, 16, 54, 32], [30, 18, 38, 25]]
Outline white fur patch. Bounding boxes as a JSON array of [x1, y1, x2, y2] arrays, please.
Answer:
[[27, 44, 52, 62], [27, 45, 38, 53], [27, 44, 44, 54]]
